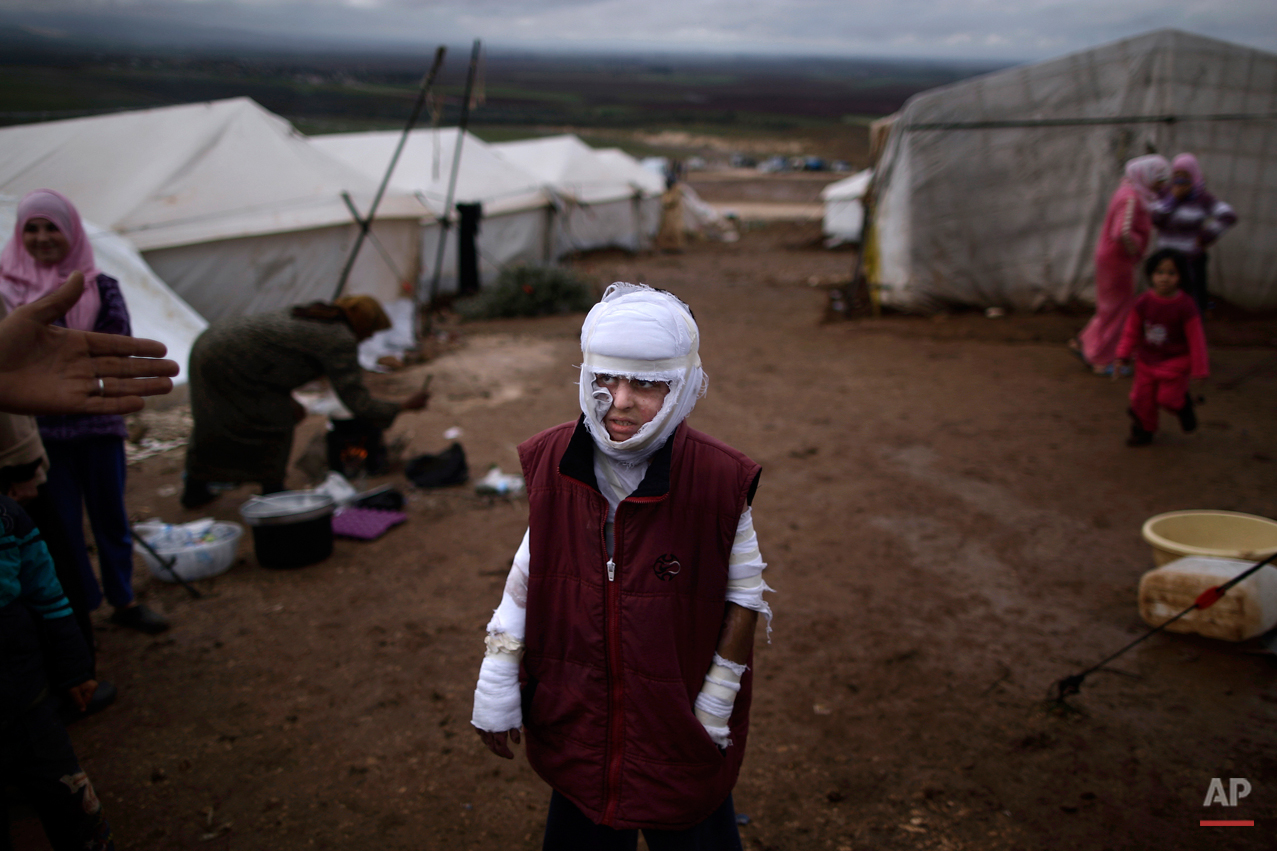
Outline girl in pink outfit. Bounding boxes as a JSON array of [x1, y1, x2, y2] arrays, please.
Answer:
[[1115, 249, 1209, 447], [1072, 155, 1171, 375]]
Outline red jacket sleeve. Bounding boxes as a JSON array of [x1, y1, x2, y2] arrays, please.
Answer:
[[1114, 303, 1143, 361], [1184, 313, 1209, 378]]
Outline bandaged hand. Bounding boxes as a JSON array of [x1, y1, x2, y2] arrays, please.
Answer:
[[471, 633, 524, 739], [693, 654, 748, 748]]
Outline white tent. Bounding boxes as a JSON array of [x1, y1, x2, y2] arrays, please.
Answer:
[[869, 30, 1277, 312], [596, 148, 668, 197], [0, 98, 433, 323], [1, 196, 206, 385], [490, 135, 662, 255], [311, 127, 554, 296], [820, 169, 873, 246]]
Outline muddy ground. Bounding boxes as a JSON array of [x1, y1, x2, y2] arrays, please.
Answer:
[[13, 194, 1277, 850]]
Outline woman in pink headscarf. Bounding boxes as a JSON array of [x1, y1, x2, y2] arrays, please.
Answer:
[[0, 191, 102, 330], [1070, 155, 1171, 376], [1, 189, 169, 635]]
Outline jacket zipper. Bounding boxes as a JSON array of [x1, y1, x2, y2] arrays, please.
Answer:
[[553, 461, 667, 826], [602, 500, 625, 825]]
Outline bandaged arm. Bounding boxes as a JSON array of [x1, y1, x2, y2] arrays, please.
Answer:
[[472, 529, 529, 737], [694, 507, 773, 747]]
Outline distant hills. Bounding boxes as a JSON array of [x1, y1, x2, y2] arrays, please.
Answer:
[[0, 11, 1007, 164]]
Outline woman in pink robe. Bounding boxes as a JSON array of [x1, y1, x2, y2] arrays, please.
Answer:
[[1071, 155, 1170, 375]]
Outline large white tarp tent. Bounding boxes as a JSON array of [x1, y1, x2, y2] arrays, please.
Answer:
[[490, 135, 662, 255], [595, 148, 668, 197], [821, 169, 873, 246], [0, 98, 434, 323], [1, 196, 206, 384], [311, 127, 554, 297], [869, 30, 1277, 312]]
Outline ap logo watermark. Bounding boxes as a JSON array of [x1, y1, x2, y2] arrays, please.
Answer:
[[1200, 778, 1254, 828], [1203, 778, 1251, 807]]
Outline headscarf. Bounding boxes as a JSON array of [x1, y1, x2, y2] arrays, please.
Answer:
[[0, 189, 101, 331], [1171, 153, 1206, 195], [578, 283, 707, 466], [1122, 155, 1171, 204], [334, 295, 391, 340]]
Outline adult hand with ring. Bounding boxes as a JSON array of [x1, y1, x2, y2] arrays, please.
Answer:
[[0, 271, 180, 415]]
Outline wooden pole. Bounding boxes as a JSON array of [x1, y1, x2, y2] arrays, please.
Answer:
[[423, 39, 482, 333], [333, 46, 447, 301]]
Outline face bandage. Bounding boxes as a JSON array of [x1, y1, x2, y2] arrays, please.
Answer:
[[579, 283, 707, 465]]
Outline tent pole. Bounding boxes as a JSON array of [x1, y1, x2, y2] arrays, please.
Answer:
[[333, 45, 447, 302], [423, 38, 481, 335]]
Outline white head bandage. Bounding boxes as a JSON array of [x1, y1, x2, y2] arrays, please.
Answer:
[[579, 283, 707, 465]]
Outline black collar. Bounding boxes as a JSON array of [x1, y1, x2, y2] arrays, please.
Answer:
[[559, 415, 677, 498]]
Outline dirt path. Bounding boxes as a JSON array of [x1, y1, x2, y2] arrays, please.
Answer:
[[24, 222, 1277, 850]]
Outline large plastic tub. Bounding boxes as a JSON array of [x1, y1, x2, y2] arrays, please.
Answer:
[[1141, 510, 1277, 567], [1138, 555, 1277, 641], [135, 520, 243, 583]]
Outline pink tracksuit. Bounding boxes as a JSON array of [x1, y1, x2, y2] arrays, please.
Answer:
[[1115, 289, 1209, 432]]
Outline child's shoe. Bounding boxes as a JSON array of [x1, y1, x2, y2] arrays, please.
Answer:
[[1126, 426, 1153, 447], [1177, 394, 1198, 433], [1126, 409, 1153, 447]]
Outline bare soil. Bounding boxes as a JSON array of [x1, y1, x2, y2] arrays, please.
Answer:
[[16, 205, 1277, 849]]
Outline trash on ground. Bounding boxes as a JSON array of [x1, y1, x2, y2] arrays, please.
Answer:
[[1138, 555, 1277, 641], [354, 485, 405, 512], [475, 465, 525, 497], [405, 442, 469, 489], [309, 471, 359, 507]]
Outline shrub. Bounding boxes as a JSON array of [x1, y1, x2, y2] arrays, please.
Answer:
[[455, 265, 596, 320]]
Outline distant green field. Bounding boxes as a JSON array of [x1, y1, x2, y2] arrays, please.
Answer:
[[0, 45, 1001, 165]]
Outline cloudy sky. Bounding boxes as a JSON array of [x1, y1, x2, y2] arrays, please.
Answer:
[[11, 0, 1277, 61]]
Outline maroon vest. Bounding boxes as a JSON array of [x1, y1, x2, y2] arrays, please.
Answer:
[[518, 418, 761, 830]]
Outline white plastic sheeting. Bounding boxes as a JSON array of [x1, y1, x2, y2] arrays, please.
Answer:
[[595, 148, 668, 198], [490, 135, 662, 255], [311, 128, 554, 296], [0, 196, 206, 384], [871, 30, 1277, 312], [142, 220, 421, 324], [313, 127, 550, 217], [678, 184, 739, 243], [821, 169, 873, 246], [0, 98, 432, 320]]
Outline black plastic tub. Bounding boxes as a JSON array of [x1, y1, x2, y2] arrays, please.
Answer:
[[238, 492, 335, 569]]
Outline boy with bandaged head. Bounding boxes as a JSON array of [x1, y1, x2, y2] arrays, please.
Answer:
[[472, 283, 773, 847]]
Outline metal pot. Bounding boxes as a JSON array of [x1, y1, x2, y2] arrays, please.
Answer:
[[239, 492, 335, 569]]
